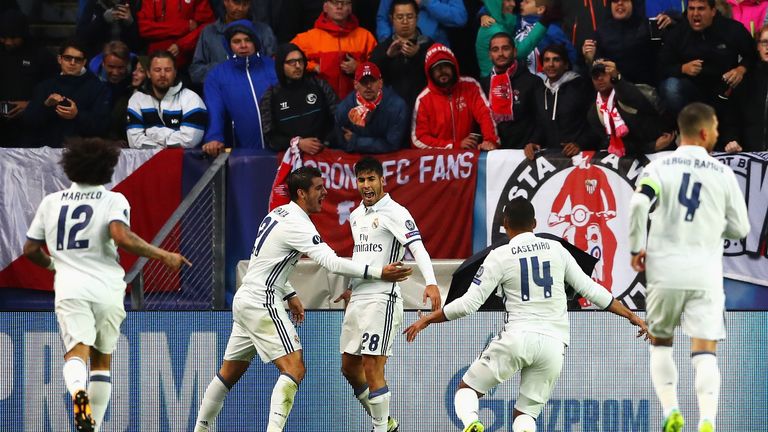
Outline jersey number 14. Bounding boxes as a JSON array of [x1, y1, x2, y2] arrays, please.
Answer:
[[519, 257, 553, 301]]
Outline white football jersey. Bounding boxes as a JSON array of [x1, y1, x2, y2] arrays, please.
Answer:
[[238, 201, 379, 305], [26, 183, 130, 305], [629, 145, 750, 291], [443, 232, 613, 346], [348, 194, 426, 298]]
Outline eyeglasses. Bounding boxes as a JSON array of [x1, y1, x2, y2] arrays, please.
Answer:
[[327, 0, 352, 7], [758, 40, 768, 47], [284, 58, 305, 66], [393, 13, 416, 22], [60, 54, 86, 64]]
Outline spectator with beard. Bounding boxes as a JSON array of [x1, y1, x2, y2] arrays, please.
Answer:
[[292, 0, 377, 99], [481, 32, 541, 149], [333, 62, 408, 153], [260, 43, 338, 154], [376, 0, 467, 46], [201, 20, 277, 156], [190, 0, 277, 85], [0, 9, 57, 147], [126, 51, 208, 148], [411, 43, 498, 150], [370, 0, 433, 117], [24, 39, 110, 147], [525, 44, 592, 160]]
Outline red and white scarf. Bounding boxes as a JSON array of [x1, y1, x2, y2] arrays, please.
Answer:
[[489, 61, 518, 123], [597, 90, 629, 157], [348, 90, 383, 127]]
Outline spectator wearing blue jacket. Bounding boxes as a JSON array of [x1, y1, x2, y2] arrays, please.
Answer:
[[333, 62, 408, 153], [376, 0, 467, 46], [201, 20, 278, 156]]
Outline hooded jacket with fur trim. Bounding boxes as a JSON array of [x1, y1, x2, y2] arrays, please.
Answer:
[[411, 44, 498, 149]]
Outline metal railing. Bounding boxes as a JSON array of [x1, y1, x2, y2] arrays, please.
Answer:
[[125, 153, 228, 310]]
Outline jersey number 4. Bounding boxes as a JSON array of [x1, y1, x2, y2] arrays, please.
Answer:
[[519, 257, 553, 301], [678, 173, 702, 222], [56, 204, 93, 250]]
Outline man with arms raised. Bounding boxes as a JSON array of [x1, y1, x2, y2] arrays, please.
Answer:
[[405, 197, 647, 432], [629, 102, 750, 432], [336, 156, 441, 432], [194, 166, 411, 432], [24, 138, 190, 432]]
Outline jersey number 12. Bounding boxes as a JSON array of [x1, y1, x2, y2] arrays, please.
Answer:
[[56, 204, 93, 250], [519, 257, 553, 301]]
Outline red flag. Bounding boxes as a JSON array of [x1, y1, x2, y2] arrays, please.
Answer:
[[268, 142, 302, 211]]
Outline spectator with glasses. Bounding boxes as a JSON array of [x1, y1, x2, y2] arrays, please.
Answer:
[[261, 43, 338, 153], [23, 39, 109, 147], [291, 0, 378, 99], [376, 0, 467, 46], [370, 0, 433, 119]]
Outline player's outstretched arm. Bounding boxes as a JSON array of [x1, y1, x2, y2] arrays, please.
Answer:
[[403, 308, 448, 342], [605, 299, 649, 340], [22, 239, 55, 271], [109, 221, 191, 270], [381, 261, 413, 282]]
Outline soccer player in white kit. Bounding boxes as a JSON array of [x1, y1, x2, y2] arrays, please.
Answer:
[[23, 138, 191, 432], [194, 166, 412, 432], [629, 103, 750, 432], [335, 156, 442, 432], [405, 197, 648, 432]]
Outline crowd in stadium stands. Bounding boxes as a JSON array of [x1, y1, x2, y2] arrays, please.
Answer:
[[1, 0, 768, 153]]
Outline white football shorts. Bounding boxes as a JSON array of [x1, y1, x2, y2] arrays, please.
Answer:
[[340, 295, 403, 357], [224, 297, 301, 363], [646, 287, 726, 340], [55, 299, 126, 354], [462, 330, 565, 418]]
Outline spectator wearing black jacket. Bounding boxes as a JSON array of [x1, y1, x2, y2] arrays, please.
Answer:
[[76, 0, 142, 58], [260, 43, 338, 153], [480, 32, 541, 150], [370, 0, 432, 116], [581, 0, 659, 86], [23, 39, 110, 148], [657, 0, 756, 116], [0, 9, 57, 147], [526, 44, 593, 160], [584, 60, 675, 157]]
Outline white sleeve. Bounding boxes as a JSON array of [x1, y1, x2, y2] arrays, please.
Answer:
[[723, 169, 750, 240], [126, 94, 162, 149], [629, 165, 659, 253], [286, 223, 383, 280], [280, 280, 297, 301], [164, 91, 207, 148], [107, 193, 131, 227], [384, 207, 423, 247], [407, 240, 437, 286], [26, 196, 48, 241], [561, 247, 613, 309], [443, 250, 503, 321]]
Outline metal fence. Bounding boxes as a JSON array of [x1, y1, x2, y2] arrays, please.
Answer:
[[125, 153, 228, 310]]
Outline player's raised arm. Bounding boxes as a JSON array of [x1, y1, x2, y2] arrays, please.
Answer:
[[109, 221, 191, 270]]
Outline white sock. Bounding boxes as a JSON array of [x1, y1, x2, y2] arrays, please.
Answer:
[[454, 387, 479, 428], [512, 414, 537, 432], [63, 357, 88, 397], [266, 373, 299, 432], [89, 371, 111, 432], [368, 386, 391, 432], [650, 345, 679, 418], [692, 352, 719, 428], [355, 385, 373, 417], [195, 374, 231, 431]]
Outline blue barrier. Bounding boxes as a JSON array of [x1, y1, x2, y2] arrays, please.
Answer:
[[2, 311, 766, 431]]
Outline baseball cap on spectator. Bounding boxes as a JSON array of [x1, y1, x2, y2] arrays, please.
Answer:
[[355, 62, 381, 82]]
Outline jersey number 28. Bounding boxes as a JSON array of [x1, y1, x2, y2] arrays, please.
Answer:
[[56, 204, 93, 250]]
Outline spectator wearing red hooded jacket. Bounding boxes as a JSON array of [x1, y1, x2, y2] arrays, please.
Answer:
[[291, 0, 377, 100], [137, 0, 215, 68], [411, 43, 498, 150]]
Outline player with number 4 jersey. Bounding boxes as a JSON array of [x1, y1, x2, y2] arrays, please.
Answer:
[[405, 198, 647, 432], [629, 103, 750, 432], [24, 139, 190, 432], [194, 166, 411, 432]]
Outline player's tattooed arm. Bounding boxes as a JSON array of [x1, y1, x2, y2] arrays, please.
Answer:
[[22, 239, 54, 271], [109, 221, 191, 270]]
